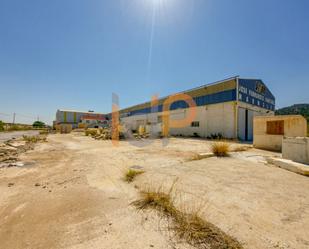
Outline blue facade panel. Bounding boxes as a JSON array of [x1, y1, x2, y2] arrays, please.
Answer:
[[127, 89, 237, 117], [238, 79, 275, 111]]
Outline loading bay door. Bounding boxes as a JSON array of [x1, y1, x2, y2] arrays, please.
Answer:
[[238, 108, 254, 141]]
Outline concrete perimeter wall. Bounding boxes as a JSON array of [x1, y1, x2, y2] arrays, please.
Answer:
[[253, 115, 308, 151], [283, 137, 309, 165]]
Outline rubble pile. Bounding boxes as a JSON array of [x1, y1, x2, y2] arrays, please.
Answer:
[[0, 135, 47, 168], [85, 128, 125, 140], [93, 128, 112, 140], [85, 128, 111, 140], [85, 126, 155, 141]]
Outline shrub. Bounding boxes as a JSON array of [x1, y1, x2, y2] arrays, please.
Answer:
[[33, 121, 46, 128], [211, 142, 230, 157], [193, 132, 200, 138], [209, 133, 224, 140], [0, 120, 4, 131], [124, 169, 144, 183]]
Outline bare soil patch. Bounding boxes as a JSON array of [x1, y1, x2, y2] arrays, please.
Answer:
[[0, 134, 308, 249]]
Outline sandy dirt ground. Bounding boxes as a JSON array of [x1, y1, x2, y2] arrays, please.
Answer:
[[0, 133, 308, 249]]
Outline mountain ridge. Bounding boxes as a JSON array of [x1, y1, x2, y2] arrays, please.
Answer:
[[276, 104, 309, 122]]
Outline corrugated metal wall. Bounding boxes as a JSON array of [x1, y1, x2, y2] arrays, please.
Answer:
[[120, 79, 237, 117]]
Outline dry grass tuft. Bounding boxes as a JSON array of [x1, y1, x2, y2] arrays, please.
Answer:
[[133, 188, 177, 216], [23, 135, 46, 143], [132, 185, 243, 249], [173, 212, 243, 249], [124, 169, 144, 183], [211, 142, 230, 157]]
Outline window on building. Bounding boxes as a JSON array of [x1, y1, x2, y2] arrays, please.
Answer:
[[267, 120, 284, 135], [191, 121, 200, 127]]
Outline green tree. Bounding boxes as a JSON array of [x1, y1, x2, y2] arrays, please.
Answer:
[[0, 120, 4, 131], [33, 121, 45, 128]]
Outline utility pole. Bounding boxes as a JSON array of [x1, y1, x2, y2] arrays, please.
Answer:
[[13, 113, 16, 124], [37, 115, 40, 122]]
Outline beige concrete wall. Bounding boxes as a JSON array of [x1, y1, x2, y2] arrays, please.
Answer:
[[253, 115, 308, 151], [282, 137, 309, 165], [120, 102, 237, 138], [167, 102, 236, 138]]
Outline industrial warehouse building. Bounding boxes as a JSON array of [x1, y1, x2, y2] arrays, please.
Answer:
[[119, 77, 276, 141], [55, 109, 108, 129]]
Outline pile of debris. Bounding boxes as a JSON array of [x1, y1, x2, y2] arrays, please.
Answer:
[[85, 126, 157, 141], [85, 127, 126, 140], [0, 135, 47, 168], [85, 128, 112, 140], [93, 128, 112, 140]]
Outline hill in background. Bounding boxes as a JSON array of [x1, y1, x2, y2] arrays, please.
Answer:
[[276, 104, 309, 137], [276, 104, 309, 122]]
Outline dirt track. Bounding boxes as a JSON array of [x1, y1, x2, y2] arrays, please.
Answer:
[[0, 133, 308, 249]]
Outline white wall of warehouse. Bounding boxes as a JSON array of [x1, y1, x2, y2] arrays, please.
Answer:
[[121, 101, 237, 139]]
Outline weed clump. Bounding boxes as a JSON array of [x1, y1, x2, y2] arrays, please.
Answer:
[[23, 135, 46, 143], [132, 185, 243, 249], [211, 142, 230, 157], [133, 189, 176, 215], [0, 120, 4, 132], [124, 169, 144, 183]]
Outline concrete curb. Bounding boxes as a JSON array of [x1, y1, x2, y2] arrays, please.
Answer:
[[267, 157, 309, 177]]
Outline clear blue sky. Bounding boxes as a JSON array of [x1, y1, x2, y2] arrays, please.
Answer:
[[0, 0, 309, 125]]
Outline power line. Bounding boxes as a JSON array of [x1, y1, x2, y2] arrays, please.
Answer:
[[15, 113, 37, 119], [0, 112, 11, 117], [0, 112, 49, 124]]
